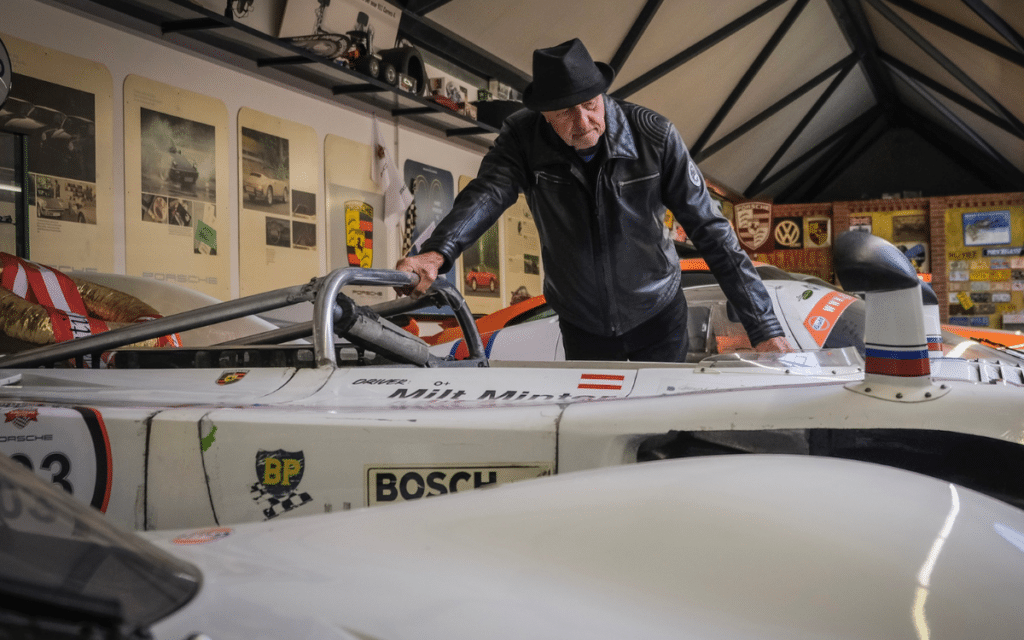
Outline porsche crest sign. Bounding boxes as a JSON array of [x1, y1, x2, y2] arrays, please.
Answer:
[[735, 201, 772, 251]]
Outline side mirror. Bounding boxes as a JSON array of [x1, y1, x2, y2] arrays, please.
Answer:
[[0, 37, 11, 109]]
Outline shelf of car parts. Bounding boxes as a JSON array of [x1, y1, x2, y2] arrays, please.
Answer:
[[83, 0, 500, 146]]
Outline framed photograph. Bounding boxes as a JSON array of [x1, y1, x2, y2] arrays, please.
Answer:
[[963, 210, 1011, 246]]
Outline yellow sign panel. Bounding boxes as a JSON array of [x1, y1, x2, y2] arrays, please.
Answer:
[[957, 291, 974, 310]]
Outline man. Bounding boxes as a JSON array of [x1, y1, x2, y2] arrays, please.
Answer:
[[398, 38, 790, 361]]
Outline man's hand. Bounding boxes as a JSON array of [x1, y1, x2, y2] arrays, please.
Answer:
[[395, 251, 445, 299], [754, 336, 795, 353]]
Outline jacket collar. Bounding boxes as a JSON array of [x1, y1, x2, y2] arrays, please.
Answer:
[[601, 96, 638, 161], [529, 95, 639, 166]]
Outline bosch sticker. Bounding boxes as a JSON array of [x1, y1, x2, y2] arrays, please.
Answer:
[[803, 292, 857, 346], [366, 463, 553, 506]]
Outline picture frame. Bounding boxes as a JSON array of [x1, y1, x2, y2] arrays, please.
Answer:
[[963, 210, 1011, 246]]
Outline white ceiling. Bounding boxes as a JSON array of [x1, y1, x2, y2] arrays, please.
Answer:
[[403, 0, 1024, 202]]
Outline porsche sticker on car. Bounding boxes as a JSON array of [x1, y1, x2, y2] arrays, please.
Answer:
[[4, 407, 38, 429], [366, 463, 553, 506], [216, 370, 248, 385]]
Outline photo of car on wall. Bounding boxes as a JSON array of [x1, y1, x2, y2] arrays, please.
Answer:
[[139, 107, 214, 202], [241, 126, 290, 213], [465, 267, 498, 292]]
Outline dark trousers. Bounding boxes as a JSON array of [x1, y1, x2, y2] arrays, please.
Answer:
[[559, 286, 689, 362]]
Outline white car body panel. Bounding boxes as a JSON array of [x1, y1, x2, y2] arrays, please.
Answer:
[[143, 455, 1024, 640], [2, 234, 1023, 533], [2, 349, 1021, 532]]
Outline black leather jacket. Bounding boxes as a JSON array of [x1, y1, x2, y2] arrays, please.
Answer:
[[422, 95, 783, 344]]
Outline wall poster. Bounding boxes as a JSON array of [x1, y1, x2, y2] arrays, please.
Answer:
[[124, 75, 230, 299], [1, 34, 114, 273], [238, 108, 318, 297], [403, 158, 454, 314], [892, 213, 930, 274], [324, 133, 393, 306], [945, 204, 1023, 329], [503, 192, 542, 307], [846, 208, 930, 279], [457, 175, 503, 314]]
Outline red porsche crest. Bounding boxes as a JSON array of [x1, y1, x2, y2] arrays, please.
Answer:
[[4, 408, 38, 428], [735, 202, 772, 251]]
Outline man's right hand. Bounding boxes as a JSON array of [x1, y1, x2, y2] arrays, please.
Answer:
[[395, 251, 445, 299]]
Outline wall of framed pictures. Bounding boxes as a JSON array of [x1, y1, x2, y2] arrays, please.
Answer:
[[2, 0, 484, 303]]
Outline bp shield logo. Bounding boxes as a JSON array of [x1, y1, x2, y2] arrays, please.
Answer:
[[251, 449, 313, 519], [254, 449, 305, 498]]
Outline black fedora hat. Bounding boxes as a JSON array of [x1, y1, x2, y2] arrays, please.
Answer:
[[523, 39, 614, 112]]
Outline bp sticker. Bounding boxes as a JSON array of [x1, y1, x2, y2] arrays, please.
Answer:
[[0, 405, 112, 511]]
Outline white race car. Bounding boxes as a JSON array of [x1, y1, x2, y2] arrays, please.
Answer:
[[428, 260, 1022, 367], [0, 232, 1022, 534], [2, 450, 1024, 639]]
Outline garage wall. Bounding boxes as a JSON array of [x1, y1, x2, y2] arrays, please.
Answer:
[[7, 0, 487, 298]]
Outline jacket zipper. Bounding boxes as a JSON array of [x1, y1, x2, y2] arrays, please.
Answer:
[[594, 163, 619, 335], [535, 170, 570, 185], [614, 172, 660, 196]]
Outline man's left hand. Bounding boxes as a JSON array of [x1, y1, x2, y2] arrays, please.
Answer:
[[754, 336, 795, 353]]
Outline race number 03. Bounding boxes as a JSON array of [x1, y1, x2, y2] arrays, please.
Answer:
[[0, 406, 112, 511], [10, 452, 73, 492]]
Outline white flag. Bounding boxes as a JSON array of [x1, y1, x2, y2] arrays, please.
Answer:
[[371, 115, 413, 229]]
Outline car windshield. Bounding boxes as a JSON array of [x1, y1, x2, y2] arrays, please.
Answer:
[[0, 454, 200, 634], [684, 285, 866, 357]]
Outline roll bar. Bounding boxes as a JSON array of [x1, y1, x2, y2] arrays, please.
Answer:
[[0, 269, 487, 369]]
